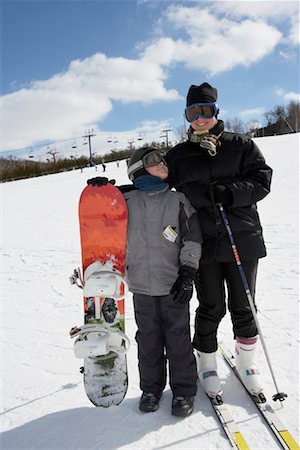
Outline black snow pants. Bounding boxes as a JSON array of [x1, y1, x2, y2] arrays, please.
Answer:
[[133, 293, 197, 398], [193, 260, 258, 353]]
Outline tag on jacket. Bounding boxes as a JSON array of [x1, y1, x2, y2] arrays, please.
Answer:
[[163, 225, 178, 243]]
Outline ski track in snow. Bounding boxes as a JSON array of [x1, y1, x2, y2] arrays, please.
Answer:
[[1, 134, 299, 449]]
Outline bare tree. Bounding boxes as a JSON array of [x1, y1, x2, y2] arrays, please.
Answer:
[[225, 117, 245, 133], [175, 125, 187, 142], [245, 120, 261, 136], [286, 101, 300, 132], [263, 110, 274, 127]]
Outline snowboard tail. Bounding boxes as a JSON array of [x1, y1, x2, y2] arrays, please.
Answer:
[[84, 354, 128, 407]]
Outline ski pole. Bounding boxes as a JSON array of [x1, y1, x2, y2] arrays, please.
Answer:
[[218, 203, 287, 402]]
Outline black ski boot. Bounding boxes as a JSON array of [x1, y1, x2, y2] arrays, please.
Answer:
[[139, 392, 161, 413], [171, 396, 194, 417]]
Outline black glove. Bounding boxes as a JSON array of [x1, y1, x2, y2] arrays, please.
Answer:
[[214, 185, 232, 205], [87, 177, 116, 187], [170, 266, 197, 304]]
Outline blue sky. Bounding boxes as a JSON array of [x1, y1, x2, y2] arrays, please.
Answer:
[[1, 0, 299, 159]]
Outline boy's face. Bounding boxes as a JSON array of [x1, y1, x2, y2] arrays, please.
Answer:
[[146, 162, 169, 180]]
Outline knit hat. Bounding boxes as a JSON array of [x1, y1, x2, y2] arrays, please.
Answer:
[[127, 147, 161, 181], [186, 82, 218, 107]]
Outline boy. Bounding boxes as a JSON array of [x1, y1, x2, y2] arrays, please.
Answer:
[[88, 147, 202, 417]]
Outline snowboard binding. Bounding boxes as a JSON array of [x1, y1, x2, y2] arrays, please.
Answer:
[[70, 323, 130, 359], [70, 261, 130, 359]]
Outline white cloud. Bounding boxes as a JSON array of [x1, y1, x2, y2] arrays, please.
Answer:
[[276, 88, 300, 103], [214, 1, 299, 47], [212, 1, 298, 23], [240, 107, 266, 118], [289, 14, 300, 45], [142, 6, 282, 74], [1, 53, 180, 151]]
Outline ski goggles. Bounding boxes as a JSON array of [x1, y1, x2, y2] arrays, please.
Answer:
[[142, 150, 166, 168], [128, 150, 166, 181], [185, 103, 218, 123]]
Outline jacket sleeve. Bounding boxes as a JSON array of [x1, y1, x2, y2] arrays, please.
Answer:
[[178, 194, 203, 270], [228, 139, 273, 208]]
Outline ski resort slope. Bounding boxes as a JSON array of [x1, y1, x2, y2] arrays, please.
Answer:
[[1, 133, 299, 449]]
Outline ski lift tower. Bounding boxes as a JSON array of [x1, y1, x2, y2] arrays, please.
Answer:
[[160, 127, 172, 149], [46, 147, 59, 163], [127, 139, 135, 152], [83, 129, 96, 166]]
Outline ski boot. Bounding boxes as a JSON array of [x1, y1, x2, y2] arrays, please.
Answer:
[[196, 350, 223, 401], [235, 336, 265, 402]]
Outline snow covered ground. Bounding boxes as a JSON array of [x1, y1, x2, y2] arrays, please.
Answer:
[[1, 133, 299, 449]]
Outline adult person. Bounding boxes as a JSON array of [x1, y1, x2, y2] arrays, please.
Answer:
[[166, 82, 273, 400]]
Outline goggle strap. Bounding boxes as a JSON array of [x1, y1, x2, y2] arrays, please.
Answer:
[[186, 102, 218, 110], [128, 160, 144, 180]]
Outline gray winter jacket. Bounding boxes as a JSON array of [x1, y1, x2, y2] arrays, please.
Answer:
[[123, 186, 202, 296]]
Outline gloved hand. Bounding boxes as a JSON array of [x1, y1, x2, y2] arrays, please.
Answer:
[[199, 134, 220, 156], [214, 185, 232, 205], [199, 120, 224, 156], [87, 177, 116, 186], [170, 266, 197, 304]]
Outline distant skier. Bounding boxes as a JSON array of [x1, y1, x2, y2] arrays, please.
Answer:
[[88, 147, 203, 417], [166, 82, 273, 400]]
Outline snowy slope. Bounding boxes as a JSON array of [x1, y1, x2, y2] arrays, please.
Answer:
[[1, 133, 299, 449]]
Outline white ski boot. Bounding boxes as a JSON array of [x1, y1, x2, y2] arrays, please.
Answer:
[[196, 350, 222, 400], [235, 336, 264, 400]]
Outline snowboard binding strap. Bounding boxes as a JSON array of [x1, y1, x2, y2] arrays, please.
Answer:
[[70, 323, 130, 359]]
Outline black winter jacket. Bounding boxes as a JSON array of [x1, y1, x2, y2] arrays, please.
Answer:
[[166, 127, 272, 263]]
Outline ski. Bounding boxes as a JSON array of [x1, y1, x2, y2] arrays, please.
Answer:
[[207, 394, 250, 450], [219, 343, 300, 450]]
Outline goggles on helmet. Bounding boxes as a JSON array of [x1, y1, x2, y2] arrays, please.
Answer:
[[128, 150, 166, 181], [142, 150, 166, 168], [185, 103, 218, 123]]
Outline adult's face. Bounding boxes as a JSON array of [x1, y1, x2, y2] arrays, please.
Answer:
[[190, 115, 218, 133]]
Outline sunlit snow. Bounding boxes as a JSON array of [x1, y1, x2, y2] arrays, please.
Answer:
[[1, 133, 299, 449]]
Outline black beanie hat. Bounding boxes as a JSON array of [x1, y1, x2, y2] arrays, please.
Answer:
[[186, 82, 218, 107]]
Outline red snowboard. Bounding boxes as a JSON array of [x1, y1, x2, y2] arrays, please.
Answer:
[[75, 182, 128, 407], [79, 183, 127, 276]]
